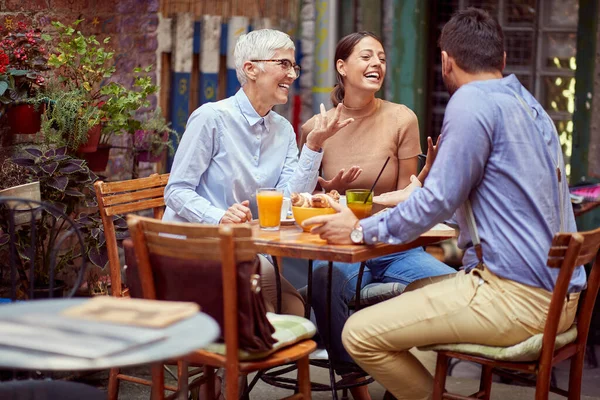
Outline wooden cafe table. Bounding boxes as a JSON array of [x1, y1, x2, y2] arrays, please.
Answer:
[[252, 221, 457, 313], [252, 221, 457, 398]]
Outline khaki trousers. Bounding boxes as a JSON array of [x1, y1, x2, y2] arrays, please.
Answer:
[[258, 255, 305, 317], [342, 267, 579, 400]]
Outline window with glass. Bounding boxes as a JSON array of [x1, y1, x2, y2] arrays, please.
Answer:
[[428, 0, 579, 178]]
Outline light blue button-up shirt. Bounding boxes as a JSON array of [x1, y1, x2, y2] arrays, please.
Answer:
[[360, 75, 586, 293], [164, 88, 323, 224]]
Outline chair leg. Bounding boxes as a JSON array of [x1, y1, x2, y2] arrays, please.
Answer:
[[151, 363, 165, 400], [568, 350, 586, 400], [107, 367, 120, 400], [479, 365, 493, 400], [432, 353, 449, 400], [203, 366, 215, 400], [297, 356, 312, 400], [177, 361, 189, 400], [225, 366, 239, 400], [535, 363, 552, 400]]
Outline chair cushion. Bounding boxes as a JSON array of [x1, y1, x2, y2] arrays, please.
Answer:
[[203, 313, 316, 361], [348, 282, 406, 307], [419, 324, 578, 362]]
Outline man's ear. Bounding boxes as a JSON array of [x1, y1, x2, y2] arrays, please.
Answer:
[[441, 51, 452, 76], [243, 60, 258, 81]]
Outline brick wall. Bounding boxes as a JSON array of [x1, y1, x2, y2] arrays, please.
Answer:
[[0, 0, 161, 180]]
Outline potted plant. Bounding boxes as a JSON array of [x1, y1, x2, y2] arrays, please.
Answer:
[[134, 108, 179, 163], [46, 20, 115, 153], [0, 146, 100, 298], [0, 21, 50, 134], [34, 79, 102, 153], [0, 158, 41, 225]]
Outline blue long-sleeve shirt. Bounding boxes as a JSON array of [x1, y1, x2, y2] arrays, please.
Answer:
[[164, 88, 323, 224], [360, 75, 586, 293]]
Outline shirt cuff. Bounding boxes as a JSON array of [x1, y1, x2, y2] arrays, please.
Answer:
[[360, 210, 403, 245], [299, 144, 324, 170], [202, 207, 226, 225]]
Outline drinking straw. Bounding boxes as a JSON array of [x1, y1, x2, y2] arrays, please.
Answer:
[[364, 156, 390, 204]]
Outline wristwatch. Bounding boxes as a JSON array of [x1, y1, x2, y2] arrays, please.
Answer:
[[350, 221, 364, 244]]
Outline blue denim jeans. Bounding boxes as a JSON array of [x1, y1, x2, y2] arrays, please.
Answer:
[[311, 247, 456, 370]]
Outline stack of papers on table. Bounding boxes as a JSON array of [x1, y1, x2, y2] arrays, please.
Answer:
[[0, 297, 200, 359], [62, 296, 200, 328]]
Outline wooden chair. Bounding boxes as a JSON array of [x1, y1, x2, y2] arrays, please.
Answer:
[[94, 172, 169, 297], [94, 173, 171, 400], [427, 227, 600, 400], [127, 215, 316, 400]]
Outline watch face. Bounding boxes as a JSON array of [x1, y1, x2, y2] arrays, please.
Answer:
[[350, 228, 363, 244]]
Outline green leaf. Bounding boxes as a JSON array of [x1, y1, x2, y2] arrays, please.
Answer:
[[41, 33, 51, 41], [0, 81, 8, 96]]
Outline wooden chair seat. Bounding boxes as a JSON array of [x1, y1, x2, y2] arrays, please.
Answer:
[[186, 339, 317, 373], [422, 324, 578, 363]]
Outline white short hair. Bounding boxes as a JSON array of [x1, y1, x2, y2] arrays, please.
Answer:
[[234, 29, 295, 86]]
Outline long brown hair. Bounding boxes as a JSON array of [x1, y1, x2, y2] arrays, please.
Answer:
[[331, 31, 383, 107]]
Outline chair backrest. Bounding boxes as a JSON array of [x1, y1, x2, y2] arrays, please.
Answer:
[[0, 197, 87, 300], [127, 215, 257, 368], [540, 227, 600, 366], [94, 173, 169, 297]]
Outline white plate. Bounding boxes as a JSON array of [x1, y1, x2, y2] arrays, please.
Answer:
[[280, 218, 296, 225]]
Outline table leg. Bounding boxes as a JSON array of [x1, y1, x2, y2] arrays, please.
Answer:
[[354, 262, 367, 312], [306, 260, 314, 319], [327, 261, 339, 400], [272, 256, 282, 314]]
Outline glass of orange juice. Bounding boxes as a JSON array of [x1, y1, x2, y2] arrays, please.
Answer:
[[346, 189, 373, 219], [256, 188, 284, 230]]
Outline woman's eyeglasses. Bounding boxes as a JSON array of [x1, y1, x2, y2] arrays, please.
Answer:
[[251, 59, 301, 77]]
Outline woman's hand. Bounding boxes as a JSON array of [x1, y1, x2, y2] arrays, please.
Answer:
[[318, 166, 362, 193], [220, 200, 252, 224], [305, 103, 354, 152], [417, 135, 442, 183], [373, 175, 422, 206]]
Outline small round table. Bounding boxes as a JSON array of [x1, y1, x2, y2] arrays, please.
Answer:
[[0, 298, 219, 371]]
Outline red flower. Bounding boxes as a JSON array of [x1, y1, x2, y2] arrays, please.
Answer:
[[0, 50, 7, 74]]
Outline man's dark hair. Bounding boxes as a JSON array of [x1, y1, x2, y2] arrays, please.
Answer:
[[438, 8, 505, 73]]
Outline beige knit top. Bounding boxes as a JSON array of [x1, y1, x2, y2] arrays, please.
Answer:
[[300, 98, 422, 196]]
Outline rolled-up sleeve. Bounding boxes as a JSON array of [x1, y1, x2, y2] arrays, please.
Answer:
[[164, 106, 226, 224]]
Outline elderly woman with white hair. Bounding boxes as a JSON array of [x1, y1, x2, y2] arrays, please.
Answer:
[[164, 28, 353, 315]]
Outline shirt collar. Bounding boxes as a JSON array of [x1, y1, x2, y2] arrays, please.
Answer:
[[235, 88, 273, 132]]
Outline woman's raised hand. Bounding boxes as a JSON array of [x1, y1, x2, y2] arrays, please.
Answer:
[[305, 103, 354, 152]]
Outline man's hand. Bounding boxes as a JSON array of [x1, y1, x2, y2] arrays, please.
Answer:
[[305, 103, 354, 152], [373, 175, 422, 206], [302, 196, 358, 244], [417, 135, 442, 183], [220, 200, 252, 224], [318, 166, 362, 193]]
